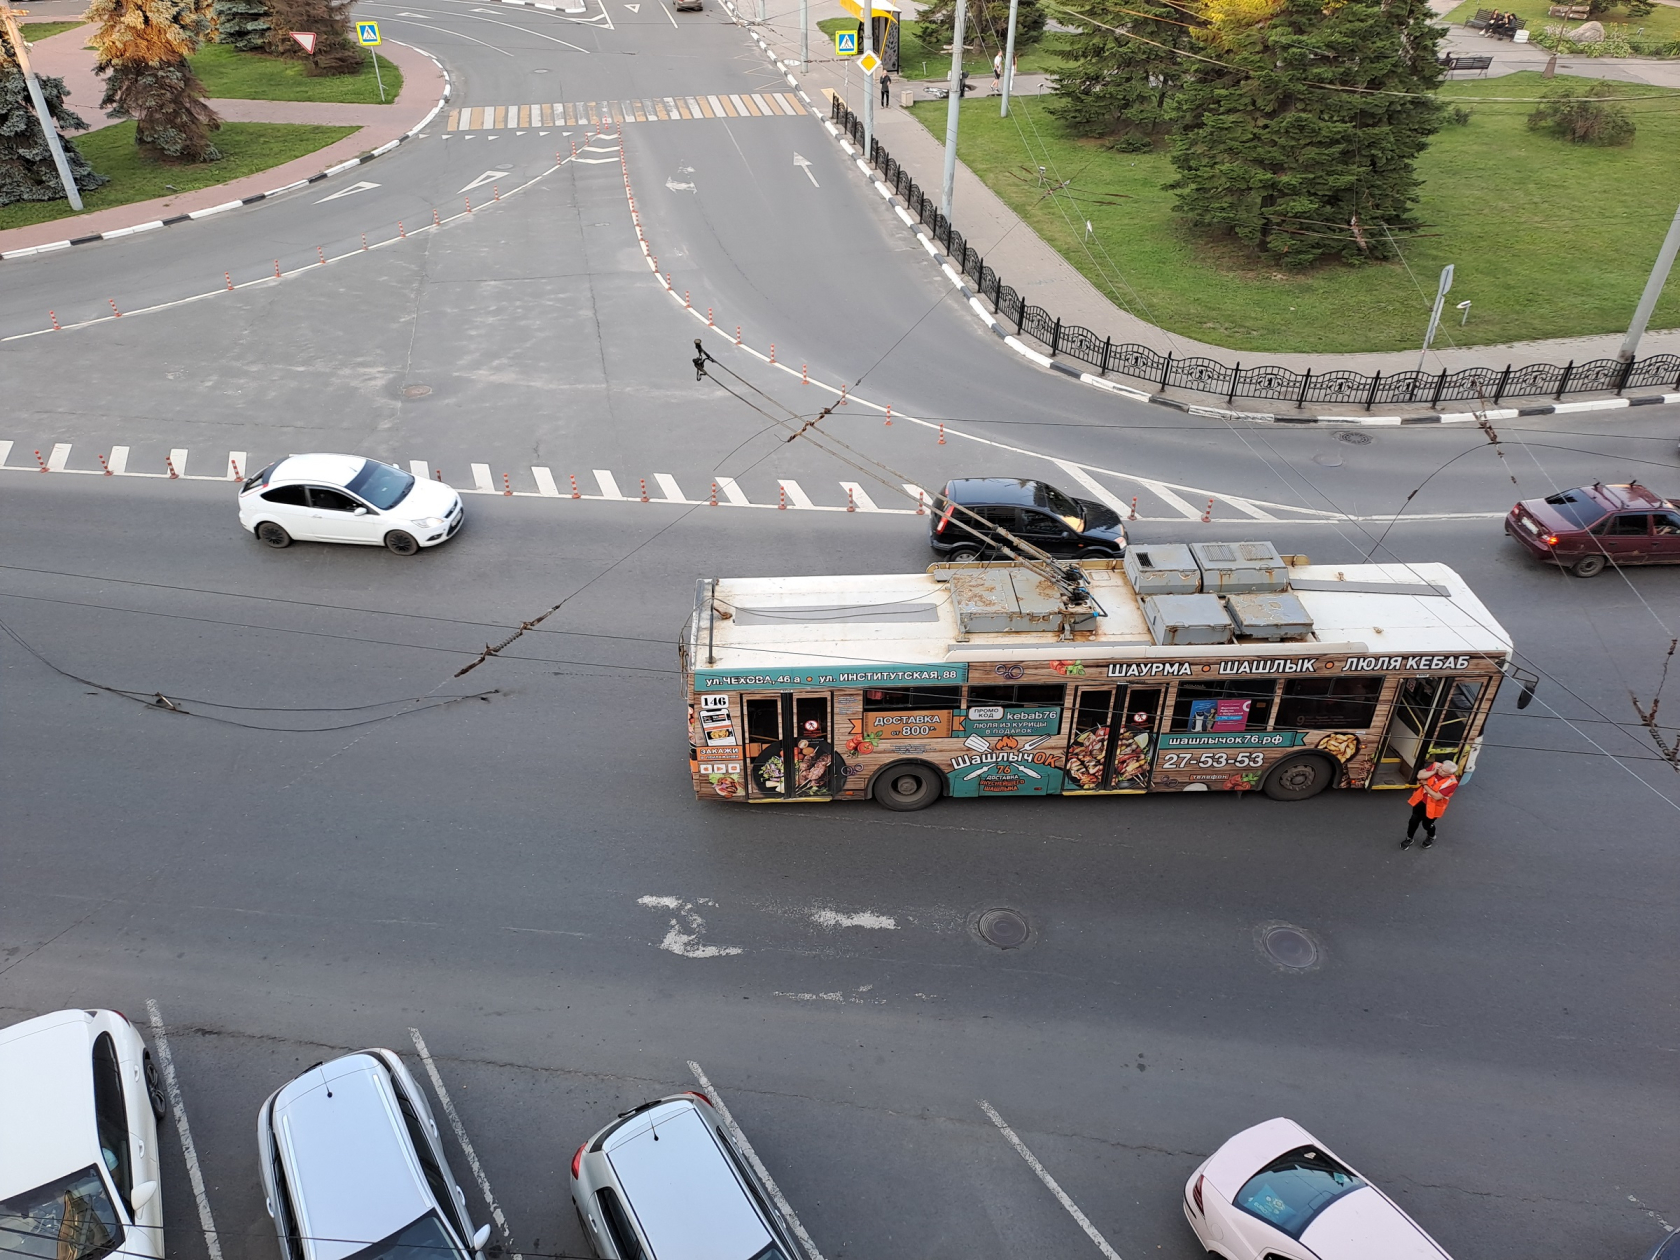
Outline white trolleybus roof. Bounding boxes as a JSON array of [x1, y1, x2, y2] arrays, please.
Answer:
[[691, 546, 1512, 680]]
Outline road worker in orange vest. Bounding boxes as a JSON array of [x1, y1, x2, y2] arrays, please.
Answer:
[[1402, 759, 1459, 849]]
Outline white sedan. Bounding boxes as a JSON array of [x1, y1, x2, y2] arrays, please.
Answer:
[[1184, 1117, 1453, 1260], [0, 1009, 168, 1260], [238, 454, 464, 555]]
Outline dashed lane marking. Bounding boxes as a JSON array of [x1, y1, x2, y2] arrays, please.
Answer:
[[979, 1099, 1123, 1260], [145, 1001, 224, 1260]]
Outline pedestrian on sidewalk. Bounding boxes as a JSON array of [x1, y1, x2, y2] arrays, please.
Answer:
[[880, 70, 891, 107], [993, 50, 1003, 94], [1401, 759, 1459, 849]]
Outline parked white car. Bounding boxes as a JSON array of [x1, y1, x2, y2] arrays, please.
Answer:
[[0, 1009, 168, 1260], [238, 455, 464, 555], [1184, 1117, 1452, 1260]]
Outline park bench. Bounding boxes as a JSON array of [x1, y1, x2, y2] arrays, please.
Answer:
[[1548, 4, 1591, 17], [1465, 7, 1495, 28], [1443, 52, 1495, 73]]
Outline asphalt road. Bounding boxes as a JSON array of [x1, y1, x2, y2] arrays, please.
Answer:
[[3, 2, 1679, 1259]]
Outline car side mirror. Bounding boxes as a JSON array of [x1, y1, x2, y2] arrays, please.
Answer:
[[353, 506, 368, 516], [472, 1225, 492, 1253], [131, 1181, 158, 1210]]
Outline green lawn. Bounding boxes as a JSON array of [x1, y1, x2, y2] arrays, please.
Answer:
[[906, 73, 1680, 352], [1443, 0, 1680, 41], [21, 20, 85, 41], [818, 16, 1070, 81], [0, 121, 359, 231], [188, 43, 404, 103]]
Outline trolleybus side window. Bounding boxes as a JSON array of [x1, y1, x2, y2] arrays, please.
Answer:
[[1274, 676, 1385, 730], [1431, 680, 1483, 751], [745, 699, 781, 743], [966, 684, 1066, 711], [861, 686, 964, 712], [1170, 680, 1278, 732]]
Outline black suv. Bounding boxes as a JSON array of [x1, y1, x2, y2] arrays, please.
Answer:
[[929, 477, 1127, 560]]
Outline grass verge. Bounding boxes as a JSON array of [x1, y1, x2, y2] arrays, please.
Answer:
[[1442, 0, 1680, 42], [21, 20, 85, 40], [906, 73, 1680, 352], [0, 121, 359, 231], [188, 44, 404, 103], [817, 17, 1069, 80]]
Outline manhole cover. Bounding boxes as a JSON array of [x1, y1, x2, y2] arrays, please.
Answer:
[[977, 908, 1029, 949], [1312, 452, 1344, 467], [1259, 922, 1321, 970], [1335, 429, 1374, 445], [401, 384, 432, 399]]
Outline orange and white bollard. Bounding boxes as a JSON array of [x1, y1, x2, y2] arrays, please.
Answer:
[[97, 452, 113, 476], [274, 260, 281, 277], [778, 485, 787, 511], [1129, 496, 1138, 521], [802, 363, 808, 385], [846, 486, 856, 513], [435, 469, 443, 481], [225, 271, 234, 291], [884, 405, 892, 426], [1203, 498, 1214, 523], [569, 474, 581, 499], [707, 307, 714, 327], [503, 473, 513, 497], [165, 454, 178, 479], [465, 197, 472, 213], [48, 310, 60, 331], [685, 291, 692, 309], [938, 422, 945, 444], [361, 234, 368, 251], [709, 481, 718, 507], [839, 384, 848, 405], [665, 273, 672, 290], [639, 478, 649, 503], [399, 221, 407, 238], [317, 246, 326, 265], [433, 208, 440, 226], [34, 449, 49, 473], [108, 298, 122, 317], [914, 492, 926, 516], [493, 185, 500, 201], [735, 325, 742, 345], [230, 458, 242, 481]]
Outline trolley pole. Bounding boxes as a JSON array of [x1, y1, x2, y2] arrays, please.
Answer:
[[861, 0, 873, 159], [1000, 0, 1018, 117], [1619, 200, 1680, 363], [0, 5, 83, 211], [800, 0, 808, 67], [940, 0, 967, 219]]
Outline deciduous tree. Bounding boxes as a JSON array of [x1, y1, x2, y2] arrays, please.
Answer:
[[87, 0, 222, 161], [0, 25, 109, 205]]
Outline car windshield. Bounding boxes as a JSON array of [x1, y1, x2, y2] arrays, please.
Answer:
[[1037, 484, 1084, 530], [342, 1212, 465, 1260], [0, 1165, 126, 1260], [346, 460, 415, 510], [1542, 489, 1609, 528], [1234, 1146, 1366, 1240]]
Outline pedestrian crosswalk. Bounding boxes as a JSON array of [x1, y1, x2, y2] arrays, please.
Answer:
[[445, 92, 812, 132], [0, 439, 1332, 521]]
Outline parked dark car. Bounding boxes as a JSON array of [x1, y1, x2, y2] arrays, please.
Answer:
[[1505, 482, 1680, 577], [930, 477, 1127, 561]]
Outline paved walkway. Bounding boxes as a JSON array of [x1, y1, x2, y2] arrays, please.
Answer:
[[763, 0, 1680, 377], [0, 23, 443, 255]]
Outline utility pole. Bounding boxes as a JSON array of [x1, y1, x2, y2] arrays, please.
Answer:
[[940, 0, 967, 219], [799, 0, 808, 67], [0, 5, 84, 211], [1417, 263, 1453, 373], [1619, 200, 1680, 363], [861, 0, 873, 159], [1000, 0, 1018, 117]]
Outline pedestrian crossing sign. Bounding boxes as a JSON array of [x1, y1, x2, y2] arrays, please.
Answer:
[[357, 20, 381, 45], [834, 28, 857, 54]]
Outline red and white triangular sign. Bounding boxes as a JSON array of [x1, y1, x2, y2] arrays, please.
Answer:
[[290, 30, 317, 52]]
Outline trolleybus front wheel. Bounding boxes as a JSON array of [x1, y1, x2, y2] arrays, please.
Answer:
[[1262, 753, 1336, 801], [872, 761, 943, 811]]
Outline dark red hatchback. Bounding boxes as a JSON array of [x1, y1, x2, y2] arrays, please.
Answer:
[[1505, 482, 1680, 577]]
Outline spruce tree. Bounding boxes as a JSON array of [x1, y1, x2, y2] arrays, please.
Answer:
[[88, 0, 222, 161], [1167, 0, 1445, 264], [214, 0, 272, 50], [264, 0, 362, 74], [918, 0, 1046, 59], [0, 26, 109, 206], [1049, 0, 1197, 139]]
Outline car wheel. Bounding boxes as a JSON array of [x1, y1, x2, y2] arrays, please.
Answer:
[[1570, 553, 1606, 578], [946, 544, 980, 562], [256, 522, 292, 548], [872, 762, 942, 811], [1262, 753, 1336, 801], [384, 530, 421, 556], [144, 1051, 167, 1120]]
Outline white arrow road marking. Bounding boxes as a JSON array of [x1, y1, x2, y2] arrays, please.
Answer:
[[459, 169, 510, 193], [666, 177, 696, 191], [625, 3, 639, 9], [315, 179, 380, 202], [793, 151, 819, 186]]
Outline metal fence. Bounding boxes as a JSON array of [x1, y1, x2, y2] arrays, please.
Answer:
[[831, 99, 1680, 410]]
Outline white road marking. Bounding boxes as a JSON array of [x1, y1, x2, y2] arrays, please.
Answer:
[[688, 1062, 825, 1260], [168, 448, 189, 477], [978, 1100, 1123, 1260], [792, 151, 819, 187], [654, 473, 686, 502], [0, 441, 12, 467], [410, 459, 430, 479], [47, 443, 71, 471], [715, 476, 750, 505], [107, 445, 128, 474], [902, 482, 931, 512], [810, 908, 895, 929], [593, 468, 623, 499], [459, 169, 511, 193], [408, 1029, 524, 1260], [315, 180, 381, 202], [637, 896, 744, 958], [1135, 477, 1200, 520], [471, 463, 494, 492], [228, 450, 248, 480], [532, 466, 560, 496], [660, 0, 678, 25], [145, 1001, 223, 1260], [838, 481, 879, 511], [778, 478, 814, 509]]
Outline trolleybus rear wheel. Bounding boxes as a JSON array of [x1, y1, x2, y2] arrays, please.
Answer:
[[1262, 753, 1335, 801], [873, 762, 942, 811]]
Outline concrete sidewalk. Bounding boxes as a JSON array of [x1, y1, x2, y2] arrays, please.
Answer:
[[757, 0, 1679, 376], [0, 25, 443, 256]]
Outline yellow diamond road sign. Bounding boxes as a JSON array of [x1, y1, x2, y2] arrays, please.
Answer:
[[858, 50, 881, 74]]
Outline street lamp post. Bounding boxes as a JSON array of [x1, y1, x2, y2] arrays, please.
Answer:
[[1000, 0, 1018, 117], [861, 0, 873, 159], [940, 0, 967, 219], [0, 5, 84, 211]]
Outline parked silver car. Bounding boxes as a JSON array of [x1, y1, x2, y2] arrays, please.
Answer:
[[570, 1093, 801, 1260], [258, 1050, 491, 1260]]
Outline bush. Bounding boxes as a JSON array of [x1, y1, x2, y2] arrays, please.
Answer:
[[1449, 105, 1474, 125], [1626, 0, 1654, 16], [1111, 134, 1152, 151], [1527, 83, 1636, 144]]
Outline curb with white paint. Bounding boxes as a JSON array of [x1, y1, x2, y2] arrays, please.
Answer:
[[719, 2, 1680, 426], [0, 43, 452, 263]]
